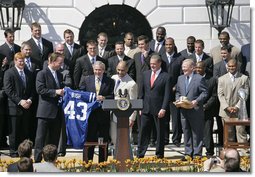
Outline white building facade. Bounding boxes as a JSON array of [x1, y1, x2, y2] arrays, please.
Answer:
[[0, 0, 251, 53]]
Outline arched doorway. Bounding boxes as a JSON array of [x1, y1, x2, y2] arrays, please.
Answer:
[[79, 4, 152, 48]]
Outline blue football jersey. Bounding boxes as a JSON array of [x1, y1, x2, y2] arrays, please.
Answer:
[[62, 87, 101, 148]]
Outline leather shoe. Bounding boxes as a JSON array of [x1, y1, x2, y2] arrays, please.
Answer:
[[10, 152, 19, 158], [58, 152, 66, 157], [173, 142, 181, 147], [181, 155, 192, 161]]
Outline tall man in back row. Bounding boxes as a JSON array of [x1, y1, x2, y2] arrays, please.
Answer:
[[137, 54, 170, 158], [175, 59, 208, 161]]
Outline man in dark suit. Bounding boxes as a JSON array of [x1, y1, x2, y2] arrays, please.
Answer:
[[137, 54, 170, 158], [195, 61, 218, 158], [34, 52, 65, 162], [79, 61, 114, 162], [3, 52, 35, 157], [161, 37, 184, 146], [0, 54, 8, 148], [175, 59, 208, 160], [107, 41, 135, 80], [0, 29, 21, 68], [97, 32, 114, 60], [26, 22, 54, 69], [134, 35, 155, 145], [180, 36, 196, 59], [191, 39, 213, 77], [149, 27, 166, 56], [63, 29, 85, 84], [73, 40, 107, 89]]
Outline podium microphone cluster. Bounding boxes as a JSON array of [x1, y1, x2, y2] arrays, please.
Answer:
[[118, 89, 128, 98]]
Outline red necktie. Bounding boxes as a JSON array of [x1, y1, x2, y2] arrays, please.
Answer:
[[150, 71, 156, 87]]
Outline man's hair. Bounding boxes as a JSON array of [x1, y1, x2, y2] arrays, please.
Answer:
[[187, 36, 196, 42], [224, 158, 240, 172], [30, 22, 41, 30], [97, 32, 108, 39], [221, 45, 232, 53], [42, 144, 58, 162], [137, 35, 149, 44], [150, 53, 162, 63], [124, 32, 134, 38], [4, 29, 14, 38], [21, 41, 31, 50], [17, 157, 33, 172], [18, 139, 33, 158], [220, 31, 230, 39], [14, 52, 25, 61], [195, 39, 204, 48], [48, 52, 64, 63], [86, 40, 97, 48], [115, 41, 124, 46], [93, 61, 105, 70], [183, 58, 195, 67], [63, 29, 74, 38]]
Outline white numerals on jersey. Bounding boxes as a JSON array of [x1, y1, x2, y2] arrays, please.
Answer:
[[64, 100, 88, 121]]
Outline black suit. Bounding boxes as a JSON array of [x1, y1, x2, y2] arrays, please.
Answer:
[[137, 69, 170, 158], [107, 55, 135, 80], [34, 67, 64, 162], [26, 38, 53, 69], [97, 45, 114, 60], [0, 62, 8, 147], [79, 74, 114, 162], [73, 55, 107, 88], [149, 40, 166, 56], [180, 49, 193, 59], [63, 43, 85, 83], [0, 42, 20, 67], [3, 67, 35, 155], [161, 52, 184, 144], [203, 74, 218, 156], [191, 52, 213, 77]]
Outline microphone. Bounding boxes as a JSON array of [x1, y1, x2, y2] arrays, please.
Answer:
[[118, 89, 122, 97], [124, 89, 128, 98]]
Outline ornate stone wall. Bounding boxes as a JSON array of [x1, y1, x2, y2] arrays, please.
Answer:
[[0, 0, 251, 52]]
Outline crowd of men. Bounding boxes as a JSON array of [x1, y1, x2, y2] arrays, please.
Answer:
[[0, 22, 250, 162]]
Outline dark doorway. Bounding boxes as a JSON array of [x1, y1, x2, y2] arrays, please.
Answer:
[[78, 4, 152, 48]]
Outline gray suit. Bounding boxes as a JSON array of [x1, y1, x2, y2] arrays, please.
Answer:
[[33, 162, 63, 172], [176, 73, 208, 157]]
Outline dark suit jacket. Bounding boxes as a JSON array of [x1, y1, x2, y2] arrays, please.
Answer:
[[134, 50, 153, 87], [7, 162, 18, 172], [191, 52, 213, 77], [203, 75, 219, 117], [3, 67, 35, 116], [213, 60, 228, 79], [26, 38, 53, 69], [73, 54, 106, 88], [0, 42, 20, 63], [176, 73, 208, 109], [107, 55, 135, 80], [97, 45, 114, 60], [180, 49, 193, 59], [36, 67, 63, 119], [139, 70, 170, 116], [79, 74, 114, 99], [63, 43, 85, 77], [149, 40, 165, 56], [161, 52, 184, 101]]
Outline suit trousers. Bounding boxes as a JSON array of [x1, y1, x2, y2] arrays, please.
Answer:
[[137, 113, 166, 158], [203, 111, 214, 156], [8, 110, 30, 154], [86, 110, 110, 162], [34, 109, 62, 162], [180, 109, 204, 157], [170, 102, 182, 144]]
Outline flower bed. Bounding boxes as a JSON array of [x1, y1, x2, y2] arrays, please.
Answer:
[[0, 156, 250, 172]]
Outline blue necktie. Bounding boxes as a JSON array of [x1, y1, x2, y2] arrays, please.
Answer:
[[19, 71, 26, 88]]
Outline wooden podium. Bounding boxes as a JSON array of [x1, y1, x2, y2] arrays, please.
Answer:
[[102, 99, 143, 172]]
